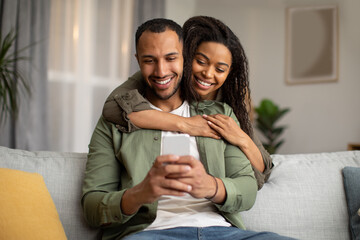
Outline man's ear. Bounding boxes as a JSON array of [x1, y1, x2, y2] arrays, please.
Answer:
[[135, 53, 139, 64]]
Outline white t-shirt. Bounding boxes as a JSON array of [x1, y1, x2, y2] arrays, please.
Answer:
[[144, 101, 231, 230]]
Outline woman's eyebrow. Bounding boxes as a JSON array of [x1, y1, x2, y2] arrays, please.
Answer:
[[195, 52, 209, 61], [195, 52, 230, 68]]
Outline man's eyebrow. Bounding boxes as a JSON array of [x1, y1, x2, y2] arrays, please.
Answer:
[[196, 52, 230, 68], [165, 52, 180, 57], [140, 54, 154, 58], [140, 52, 179, 58]]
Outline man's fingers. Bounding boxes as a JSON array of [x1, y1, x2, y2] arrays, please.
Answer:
[[162, 178, 192, 193], [163, 163, 191, 174], [153, 154, 180, 167]]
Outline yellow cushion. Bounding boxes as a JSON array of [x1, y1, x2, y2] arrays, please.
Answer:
[[0, 168, 67, 240]]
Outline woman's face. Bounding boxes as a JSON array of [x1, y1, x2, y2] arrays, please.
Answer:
[[191, 41, 232, 100]]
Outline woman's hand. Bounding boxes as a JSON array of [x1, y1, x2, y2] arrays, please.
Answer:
[[181, 115, 221, 140], [203, 114, 246, 146], [203, 114, 265, 172]]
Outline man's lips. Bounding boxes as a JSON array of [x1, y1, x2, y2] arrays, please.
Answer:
[[151, 75, 174, 89]]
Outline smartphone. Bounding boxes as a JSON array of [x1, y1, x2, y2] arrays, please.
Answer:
[[162, 134, 190, 156]]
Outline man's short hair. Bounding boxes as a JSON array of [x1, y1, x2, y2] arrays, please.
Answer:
[[135, 18, 183, 50]]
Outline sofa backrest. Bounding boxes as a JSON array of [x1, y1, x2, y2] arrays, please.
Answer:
[[0, 146, 99, 240], [1, 146, 359, 240], [241, 151, 360, 240]]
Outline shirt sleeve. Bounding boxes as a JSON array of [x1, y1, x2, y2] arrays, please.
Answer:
[[102, 71, 152, 133], [250, 129, 274, 190], [81, 116, 138, 227]]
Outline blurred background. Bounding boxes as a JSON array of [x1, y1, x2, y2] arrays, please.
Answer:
[[0, 0, 359, 154]]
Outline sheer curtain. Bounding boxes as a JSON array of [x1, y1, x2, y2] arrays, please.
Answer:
[[47, 0, 165, 153], [0, 0, 50, 150]]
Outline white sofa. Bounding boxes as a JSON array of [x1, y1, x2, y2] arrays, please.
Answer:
[[0, 146, 359, 240]]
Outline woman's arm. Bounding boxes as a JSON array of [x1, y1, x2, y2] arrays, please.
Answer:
[[128, 110, 220, 139], [203, 114, 265, 172], [102, 71, 152, 132], [102, 71, 219, 139], [203, 114, 274, 189], [205, 114, 273, 190]]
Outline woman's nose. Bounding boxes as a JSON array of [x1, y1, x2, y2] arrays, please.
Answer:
[[202, 66, 214, 78]]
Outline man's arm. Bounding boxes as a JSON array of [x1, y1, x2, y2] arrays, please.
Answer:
[[81, 117, 194, 226], [81, 116, 129, 227]]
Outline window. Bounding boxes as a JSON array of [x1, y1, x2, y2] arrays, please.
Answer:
[[48, 0, 134, 152]]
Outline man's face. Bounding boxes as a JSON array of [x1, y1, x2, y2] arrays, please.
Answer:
[[136, 29, 183, 100]]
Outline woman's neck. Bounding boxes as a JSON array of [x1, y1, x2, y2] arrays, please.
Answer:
[[201, 90, 218, 101]]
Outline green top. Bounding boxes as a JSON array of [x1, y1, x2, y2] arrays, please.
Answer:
[[102, 71, 273, 189], [82, 100, 257, 240]]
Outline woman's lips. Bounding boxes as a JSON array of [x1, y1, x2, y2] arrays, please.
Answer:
[[194, 76, 213, 90]]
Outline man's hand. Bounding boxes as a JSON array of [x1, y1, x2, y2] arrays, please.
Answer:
[[121, 155, 192, 215], [167, 156, 220, 200]]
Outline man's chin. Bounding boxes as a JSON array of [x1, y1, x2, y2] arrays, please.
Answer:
[[153, 90, 177, 100], [150, 83, 181, 100]]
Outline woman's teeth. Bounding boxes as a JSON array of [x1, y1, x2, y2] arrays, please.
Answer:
[[197, 79, 211, 87]]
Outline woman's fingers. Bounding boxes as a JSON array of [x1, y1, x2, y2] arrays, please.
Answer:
[[203, 114, 226, 128]]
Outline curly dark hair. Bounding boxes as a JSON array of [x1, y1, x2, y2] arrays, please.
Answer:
[[182, 16, 253, 136]]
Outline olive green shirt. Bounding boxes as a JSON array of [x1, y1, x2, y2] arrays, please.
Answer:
[[102, 71, 273, 189], [82, 101, 257, 240]]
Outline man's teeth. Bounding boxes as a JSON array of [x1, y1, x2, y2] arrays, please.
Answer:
[[197, 79, 211, 87], [156, 78, 172, 85]]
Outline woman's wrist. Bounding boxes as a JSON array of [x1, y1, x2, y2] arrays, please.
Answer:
[[176, 116, 188, 133], [236, 132, 252, 150]]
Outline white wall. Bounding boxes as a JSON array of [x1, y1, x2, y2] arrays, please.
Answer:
[[165, 0, 360, 154]]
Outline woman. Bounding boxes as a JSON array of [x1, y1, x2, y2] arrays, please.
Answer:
[[102, 16, 273, 189]]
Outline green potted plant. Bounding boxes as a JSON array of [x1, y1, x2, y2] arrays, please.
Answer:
[[255, 99, 290, 154], [0, 29, 31, 126]]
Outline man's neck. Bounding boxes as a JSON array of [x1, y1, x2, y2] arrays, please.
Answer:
[[145, 91, 183, 112]]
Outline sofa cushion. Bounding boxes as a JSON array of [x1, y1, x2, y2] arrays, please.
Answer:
[[342, 166, 360, 240], [0, 168, 67, 240], [241, 151, 360, 240], [0, 146, 99, 240]]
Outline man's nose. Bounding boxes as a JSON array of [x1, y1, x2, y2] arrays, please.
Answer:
[[154, 60, 168, 77]]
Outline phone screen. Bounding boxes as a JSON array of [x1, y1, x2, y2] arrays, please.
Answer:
[[162, 134, 190, 156]]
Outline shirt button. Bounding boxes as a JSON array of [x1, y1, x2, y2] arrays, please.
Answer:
[[154, 137, 159, 141]]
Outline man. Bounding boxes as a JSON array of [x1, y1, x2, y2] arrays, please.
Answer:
[[82, 18, 291, 240]]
